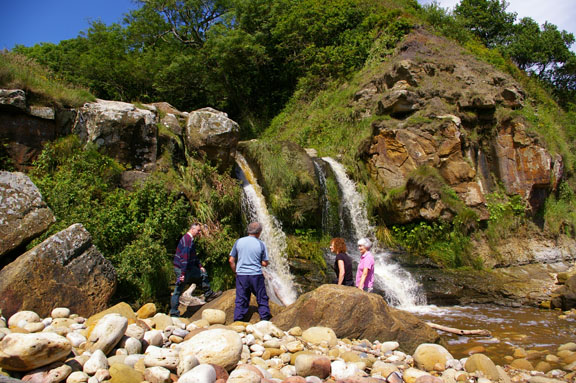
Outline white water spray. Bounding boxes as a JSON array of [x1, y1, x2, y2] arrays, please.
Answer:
[[322, 157, 427, 309], [235, 153, 297, 306]]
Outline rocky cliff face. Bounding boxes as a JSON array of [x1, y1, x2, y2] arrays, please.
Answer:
[[354, 29, 561, 223], [0, 172, 117, 318]]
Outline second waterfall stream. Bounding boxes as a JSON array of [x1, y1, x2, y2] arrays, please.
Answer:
[[321, 157, 427, 310], [235, 153, 298, 306]]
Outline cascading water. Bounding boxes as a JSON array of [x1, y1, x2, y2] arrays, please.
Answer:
[[235, 153, 298, 306], [321, 157, 427, 310]]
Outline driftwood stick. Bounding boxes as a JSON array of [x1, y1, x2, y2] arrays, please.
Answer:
[[426, 322, 492, 337]]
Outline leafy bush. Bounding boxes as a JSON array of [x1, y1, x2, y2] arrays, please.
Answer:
[[29, 136, 241, 307], [390, 219, 479, 269], [544, 183, 576, 237], [483, 192, 526, 246]]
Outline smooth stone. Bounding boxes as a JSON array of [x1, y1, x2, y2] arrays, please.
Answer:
[[285, 341, 304, 353], [177, 353, 200, 376], [109, 363, 143, 383], [331, 360, 361, 380], [144, 365, 172, 383], [179, 329, 242, 371], [559, 343, 576, 352], [413, 344, 454, 372], [295, 355, 331, 379], [52, 308, 72, 319], [0, 332, 72, 371], [379, 341, 400, 353], [464, 354, 499, 381], [301, 327, 337, 347], [67, 370, 89, 383], [66, 332, 87, 348], [124, 354, 145, 368], [288, 327, 303, 337], [403, 368, 432, 383], [108, 354, 127, 366], [249, 321, 284, 339], [144, 345, 178, 370], [202, 309, 226, 325], [535, 361, 553, 373], [83, 349, 109, 374], [7, 311, 41, 328], [94, 368, 111, 381], [371, 361, 399, 378], [136, 303, 157, 319], [152, 313, 173, 331], [283, 377, 306, 383], [341, 351, 361, 363], [144, 329, 164, 347], [125, 323, 146, 340], [510, 358, 534, 370], [123, 337, 142, 355], [227, 367, 262, 383], [415, 376, 444, 383], [179, 363, 217, 383], [85, 314, 128, 355], [546, 354, 560, 363], [24, 321, 46, 333], [22, 362, 73, 383], [290, 351, 316, 365]]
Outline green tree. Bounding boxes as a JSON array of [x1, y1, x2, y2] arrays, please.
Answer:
[[453, 0, 516, 47]]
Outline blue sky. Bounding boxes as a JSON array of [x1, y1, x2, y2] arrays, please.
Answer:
[[0, 0, 137, 50], [1, 0, 574, 50]]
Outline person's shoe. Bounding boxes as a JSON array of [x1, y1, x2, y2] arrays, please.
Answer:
[[204, 290, 222, 302]]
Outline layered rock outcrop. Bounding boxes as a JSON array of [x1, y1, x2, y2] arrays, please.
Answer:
[[0, 223, 117, 319], [355, 29, 561, 223], [0, 171, 55, 259]]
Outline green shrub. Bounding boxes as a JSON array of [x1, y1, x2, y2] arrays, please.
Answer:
[[544, 183, 576, 237], [484, 192, 526, 245], [28, 136, 242, 308]]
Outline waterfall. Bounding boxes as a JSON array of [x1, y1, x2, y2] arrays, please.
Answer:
[[235, 153, 298, 306], [313, 160, 331, 234], [321, 157, 427, 309]]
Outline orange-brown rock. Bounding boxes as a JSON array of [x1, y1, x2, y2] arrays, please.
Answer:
[[271, 285, 440, 354]]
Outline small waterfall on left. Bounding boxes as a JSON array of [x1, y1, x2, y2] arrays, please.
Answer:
[[235, 152, 298, 306]]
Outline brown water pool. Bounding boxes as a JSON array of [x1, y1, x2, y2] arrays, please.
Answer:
[[411, 305, 576, 365]]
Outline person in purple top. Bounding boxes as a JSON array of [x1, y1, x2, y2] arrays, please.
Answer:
[[169, 223, 221, 317], [355, 237, 375, 292], [229, 222, 271, 321]]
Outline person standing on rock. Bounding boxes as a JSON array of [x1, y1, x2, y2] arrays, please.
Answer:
[[229, 222, 272, 321], [330, 237, 354, 286], [356, 238, 375, 292], [169, 223, 221, 317]]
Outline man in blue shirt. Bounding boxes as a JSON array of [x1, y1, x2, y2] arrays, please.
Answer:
[[229, 222, 271, 321], [169, 223, 221, 317]]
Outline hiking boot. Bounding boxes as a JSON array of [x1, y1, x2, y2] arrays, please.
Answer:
[[204, 290, 222, 302]]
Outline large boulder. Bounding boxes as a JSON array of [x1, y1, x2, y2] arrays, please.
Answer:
[[73, 99, 157, 169], [0, 171, 55, 258], [271, 285, 440, 353], [185, 107, 239, 169], [0, 332, 71, 372], [0, 223, 117, 319], [0, 89, 26, 112]]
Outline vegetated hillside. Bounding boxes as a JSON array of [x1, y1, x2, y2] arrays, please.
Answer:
[[264, 24, 576, 268], [3, 0, 576, 277]]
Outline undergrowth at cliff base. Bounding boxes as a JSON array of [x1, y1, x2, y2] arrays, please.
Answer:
[[29, 136, 242, 309]]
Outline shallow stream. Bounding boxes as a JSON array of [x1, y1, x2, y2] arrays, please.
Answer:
[[412, 305, 576, 365]]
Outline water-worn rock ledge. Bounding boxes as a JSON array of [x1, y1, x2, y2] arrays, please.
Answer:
[[1, 302, 575, 383]]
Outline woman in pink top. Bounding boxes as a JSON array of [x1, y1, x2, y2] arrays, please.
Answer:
[[355, 238, 375, 292]]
